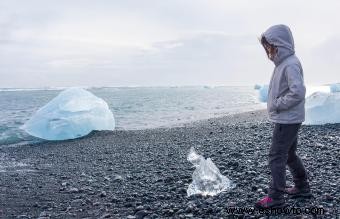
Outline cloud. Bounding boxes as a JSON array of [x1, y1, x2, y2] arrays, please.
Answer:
[[0, 0, 340, 87], [128, 33, 270, 85], [302, 36, 340, 84], [0, 32, 272, 87]]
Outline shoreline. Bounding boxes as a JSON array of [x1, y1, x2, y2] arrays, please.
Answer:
[[0, 108, 267, 149], [0, 110, 339, 218]]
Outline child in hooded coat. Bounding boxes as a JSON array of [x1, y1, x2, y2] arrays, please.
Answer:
[[256, 24, 312, 209]]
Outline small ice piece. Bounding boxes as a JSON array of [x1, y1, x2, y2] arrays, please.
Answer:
[[254, 84, 261, 90], [330, 83, 340, 93], [304, 92, 340, 125], [22, 87, 115, 140], [258, 85, 269, 102], [187, 147, 234, 196]]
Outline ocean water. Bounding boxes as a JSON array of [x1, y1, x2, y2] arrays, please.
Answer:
[[0, 86, 265, 146]]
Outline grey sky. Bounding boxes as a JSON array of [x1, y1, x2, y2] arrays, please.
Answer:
[[0, 0, 339, 87]]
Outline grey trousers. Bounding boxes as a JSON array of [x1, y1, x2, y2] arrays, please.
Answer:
[[268, 123, 309, 199]]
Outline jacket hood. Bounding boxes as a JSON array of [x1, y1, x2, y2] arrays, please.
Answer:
[[262, 25, 295, 66]]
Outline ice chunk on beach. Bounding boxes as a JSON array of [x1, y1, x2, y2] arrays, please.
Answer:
[[257, 85, 331, 103], [304, 92, 340, 125], [330, 83, 340, 93], [187, 147, 234, 196], [258, 85, 269, 102], [22, 87, 115, 140]]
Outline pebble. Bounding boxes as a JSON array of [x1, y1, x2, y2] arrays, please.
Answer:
[[124, 202, 134, 208], [113, 175, 123, 181], [99, 191, 107, 197], [323, 194, 334, 201], [16, 215, 30, 219], [111, 196, 119, 203], [100, 213, 112, 218], [135, 205, 144, 211], [68, 187, 79, 193], [135, 210, 148, 219], [38, 211, 50, 219], [71, 199, 83, 207]]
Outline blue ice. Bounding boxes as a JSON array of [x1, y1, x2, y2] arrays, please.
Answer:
[[304, 92, 340, 125], [22, 87, 115, 140]]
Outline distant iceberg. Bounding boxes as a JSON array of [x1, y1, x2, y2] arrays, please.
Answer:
[[187, 147, 234, 196], [330, 83, 340, 93], [254, 84, 261, 90], [22, 87, 115, 140], [304, 92, 340, 125], [254, 84, 269, 102], [258, 85, 269, 102]]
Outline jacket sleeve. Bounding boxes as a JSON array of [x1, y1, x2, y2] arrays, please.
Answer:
[[274, 64, 306, 111]]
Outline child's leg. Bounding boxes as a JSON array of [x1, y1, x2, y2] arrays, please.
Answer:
[[268, 123, 301, 200], [287, 138, 309, 189]]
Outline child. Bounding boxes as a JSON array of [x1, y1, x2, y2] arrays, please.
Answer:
[[256, 24, 311, 208]]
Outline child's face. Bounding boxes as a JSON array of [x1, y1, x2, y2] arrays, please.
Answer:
[[264, 44, 278, 61]]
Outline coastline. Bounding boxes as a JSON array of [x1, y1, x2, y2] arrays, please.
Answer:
[[0, 110, 339, 218]]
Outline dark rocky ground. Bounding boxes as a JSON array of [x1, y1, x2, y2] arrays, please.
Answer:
[[0, 110, 339, 218]]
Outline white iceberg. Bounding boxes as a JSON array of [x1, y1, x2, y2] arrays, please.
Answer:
[[330, 83, 340, 93], [257, 85, 331, 103], [306, 85, 330, 97], [304, 92, 340, 125], [258, 85, 269, 102], [187, 147, 234, 196], [22, 87, 115, 140]]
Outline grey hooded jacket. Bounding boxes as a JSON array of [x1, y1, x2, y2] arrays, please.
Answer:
[[262, 25, 306, 124]]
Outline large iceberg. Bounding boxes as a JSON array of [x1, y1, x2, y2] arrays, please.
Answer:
[[257, 85, 331, 103], [187, 147, 234, 196], [304, 92, 340, 125], [330, 83, 340, 93], [306, 85, 330, 97], [22, 87, 115, 140], [254, 83, 340, 125]]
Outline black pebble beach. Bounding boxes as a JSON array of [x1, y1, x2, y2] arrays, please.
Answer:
[[1, 110, 339, 218]]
